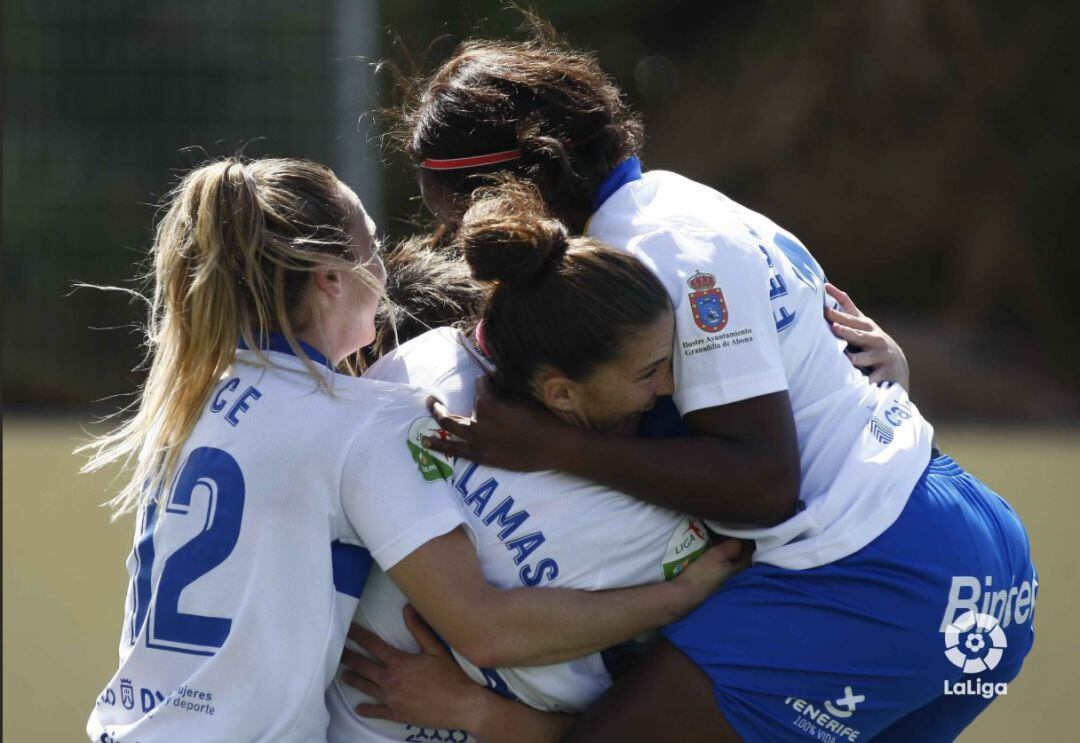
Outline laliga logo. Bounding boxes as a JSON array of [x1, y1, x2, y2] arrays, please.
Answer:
[[944, 610, 1007, 674]]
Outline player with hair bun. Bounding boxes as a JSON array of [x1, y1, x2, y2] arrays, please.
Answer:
[[353, 23, 1037, 741], [84, 156, 737, 742], [329, 178, 748, 742], [456, 177, 678, 428]]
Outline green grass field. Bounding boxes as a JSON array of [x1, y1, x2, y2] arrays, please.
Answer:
[[4, 420, 1077, 741]]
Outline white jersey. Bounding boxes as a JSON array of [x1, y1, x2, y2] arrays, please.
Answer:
[[327, 328, 710, 742], [587, 166, 934, 569], [89, 341, 466, 743]]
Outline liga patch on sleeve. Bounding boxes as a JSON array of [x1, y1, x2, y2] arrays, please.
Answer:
[[406, 416, 455, 481], [663, 518, 712, 580]]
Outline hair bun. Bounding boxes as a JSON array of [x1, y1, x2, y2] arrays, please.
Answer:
[[456, 179, 568, 286]]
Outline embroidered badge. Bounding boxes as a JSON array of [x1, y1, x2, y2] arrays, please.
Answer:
[[687, 270, 728, 333], [407, 416, 454, 481]]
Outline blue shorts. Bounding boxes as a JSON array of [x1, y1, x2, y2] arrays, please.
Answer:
[[663, 455, 1037, 743]]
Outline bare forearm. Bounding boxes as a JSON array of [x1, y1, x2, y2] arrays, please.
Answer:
[[389, 530, 737, 671], [459, 579, 690, 668], [550, 425, 796, 525], [462, 685, 575, 743]]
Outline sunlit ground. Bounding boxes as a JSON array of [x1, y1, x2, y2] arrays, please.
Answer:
[[4, 419, 1076, 741]]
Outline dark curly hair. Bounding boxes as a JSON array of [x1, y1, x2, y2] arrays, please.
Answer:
[[366, 232, 486, 362], [394, 19, 643, 227]]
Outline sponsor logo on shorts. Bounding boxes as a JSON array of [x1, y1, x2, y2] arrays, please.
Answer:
[[784, 687, 864, 741], [407, 416, 454, 481], [939, 575, 1036, 633], [823, 687, 865, 719], [938, 574, 1036, 699], [944, 611, 1007, 674]]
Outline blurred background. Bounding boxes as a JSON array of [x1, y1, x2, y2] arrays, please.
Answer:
[[4, 0, 1078, 740]]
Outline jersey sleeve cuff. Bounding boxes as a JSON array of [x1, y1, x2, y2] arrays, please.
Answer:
[[369, 509, 467, 572], [673, 371, 789, 415]]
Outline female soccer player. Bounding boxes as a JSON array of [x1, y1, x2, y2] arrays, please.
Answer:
[[329, 180, 748, 742], [358, 29, 1036, 741], [83, 157, 737, 742]]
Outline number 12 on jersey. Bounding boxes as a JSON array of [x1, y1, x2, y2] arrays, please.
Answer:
[[129, 447, 246, 656]]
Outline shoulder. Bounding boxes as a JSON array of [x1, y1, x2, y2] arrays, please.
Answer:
[[366, 327, 472, 383], [341, 378, 435, 424], [338, 380, 452, 482], [591, 171, 760, 259], [365, 327, 485, 414], [296, 375, 436, 453], [596, 170, 730, 226], [370, 327, 464, 367], [624, 224, 770, 291]]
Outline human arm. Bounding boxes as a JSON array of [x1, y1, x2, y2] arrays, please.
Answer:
[[425, 384, 800, 526], [422, 280, 908, 523], [344, 605, 574, 743], [342, 394, 742, 670], [385, 527, 745, 668], [421, 233, 801, 525], [825, 283, 910, 390]]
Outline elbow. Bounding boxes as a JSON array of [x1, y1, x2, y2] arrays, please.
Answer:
[[442, 608, 522, 668], [431, 621, 500, 668], [760, 489, 798, 526], [454, 633, 521, 669], [759, 454, 801, 526], [458, 618, 545, 667], [454, 638, 500, 669]]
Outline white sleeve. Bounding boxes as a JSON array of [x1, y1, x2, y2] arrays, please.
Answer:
[[628, 229, 788, 415], [340, 400, 466, 571]]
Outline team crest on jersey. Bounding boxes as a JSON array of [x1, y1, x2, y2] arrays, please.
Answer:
[[120, 678, 135, 710], [687, 270, 728, 333], [662, 518, 711, 580], [407, 416, 454, 482]]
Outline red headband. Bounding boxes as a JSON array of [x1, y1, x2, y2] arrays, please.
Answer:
[[474, 319, 492, 358], [419, 149, 522, 171]]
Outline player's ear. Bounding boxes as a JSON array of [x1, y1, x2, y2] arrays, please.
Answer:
[[537, 373, 580, 415], [311, 267, 344, 299]]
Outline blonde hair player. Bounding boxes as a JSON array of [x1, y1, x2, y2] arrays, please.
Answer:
[[83, 157, 738, 742], [82, 156, 469, 741]]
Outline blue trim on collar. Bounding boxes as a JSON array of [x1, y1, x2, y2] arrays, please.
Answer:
[[593, 156, 643, 211], [237, 332, 333, 368]]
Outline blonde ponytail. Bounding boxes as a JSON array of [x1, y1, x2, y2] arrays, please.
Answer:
[[81, 157, 383, 516]]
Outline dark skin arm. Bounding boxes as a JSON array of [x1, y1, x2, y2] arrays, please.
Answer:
[[346, 614, 737, 743], [555, 392, 800, 525], [425, 385, 801, 526], [421, 284, 909, 527], [564, 638, 741, 742]]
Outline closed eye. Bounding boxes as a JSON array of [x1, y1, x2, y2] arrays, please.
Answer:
[[639, 358, 669, 382]]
